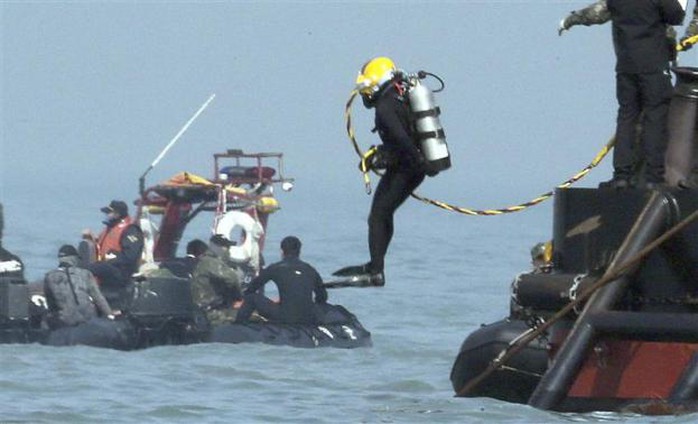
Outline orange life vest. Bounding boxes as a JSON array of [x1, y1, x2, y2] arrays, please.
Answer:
[[97, 217, 135, 261]]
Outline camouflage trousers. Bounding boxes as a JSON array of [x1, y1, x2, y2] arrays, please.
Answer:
[[206, 308, 238, 326]]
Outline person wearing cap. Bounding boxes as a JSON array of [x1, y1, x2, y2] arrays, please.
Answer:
[[84, 200, 144, 310], [43, 244, 117, 329], [236, 236, 327, 324], [190, 234, 243, 325]]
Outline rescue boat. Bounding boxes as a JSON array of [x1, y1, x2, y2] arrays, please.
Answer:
[[0, 149, 371, 350], [451, 67, 698, 412]]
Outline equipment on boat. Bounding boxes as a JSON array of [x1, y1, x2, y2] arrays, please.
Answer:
[[214, 210, 264, 271], [0, 150, 371, 350], [138, 94, 216, 195], [452, 67, 698, 413]]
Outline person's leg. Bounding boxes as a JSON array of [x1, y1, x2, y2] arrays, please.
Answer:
[[639, 71, 673, 184], [613, 73, 642, 182], [235, 293, 280, 322], [88, 262, 126, 308], [251, 295, 281, 322], [368, 170, 425, 272]]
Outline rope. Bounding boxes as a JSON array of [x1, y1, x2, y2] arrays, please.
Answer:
[[410, 137, 614, 216], [344, 89, 614, 216], [455, 205, 698, 397], [677, 34, 698, 52]]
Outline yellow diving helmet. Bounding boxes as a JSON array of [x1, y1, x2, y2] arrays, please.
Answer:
[[355, 57, 397, 96]]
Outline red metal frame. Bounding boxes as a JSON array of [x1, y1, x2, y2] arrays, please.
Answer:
[[136, 149, 293, 263]]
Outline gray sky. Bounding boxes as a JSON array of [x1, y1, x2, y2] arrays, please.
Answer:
[[1, 1, 696, 238]]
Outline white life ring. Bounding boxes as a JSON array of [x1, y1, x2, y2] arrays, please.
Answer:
[[214, 211, 264, 271]]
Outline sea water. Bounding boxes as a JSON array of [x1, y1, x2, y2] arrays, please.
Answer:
[[0, 184, 694, 423]]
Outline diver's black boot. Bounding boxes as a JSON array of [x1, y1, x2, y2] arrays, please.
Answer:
[[367, 271, 385, 287], [333, 263, 372, 277]]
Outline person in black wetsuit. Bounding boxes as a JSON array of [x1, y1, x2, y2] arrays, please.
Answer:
[[333, 57, 435, 286], [235, 236, 327, 324]]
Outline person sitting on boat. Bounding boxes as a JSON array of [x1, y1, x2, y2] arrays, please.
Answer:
[[159, 238, 208, 279], [191, 234, 243, 325], [0, 203, 24, 281], [43, 244, 118, 329], [83, 200, 144, 310], [236, 236, 327, 324]]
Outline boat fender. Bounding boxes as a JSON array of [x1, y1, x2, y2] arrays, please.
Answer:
[[214, 211, 264, 271]]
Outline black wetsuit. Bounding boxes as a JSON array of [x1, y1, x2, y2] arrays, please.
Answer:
[[236, 256, 327, 324], [607, 0, 685, 183], [368, 83, 426, 273]]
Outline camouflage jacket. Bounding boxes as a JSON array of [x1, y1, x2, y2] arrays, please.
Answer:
[[562, 0, 681, 39], [191, 249, 242, 325], [44, 255, 112, 328]]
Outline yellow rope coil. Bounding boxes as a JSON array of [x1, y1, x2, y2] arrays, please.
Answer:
[[344, 89, 614, 216]]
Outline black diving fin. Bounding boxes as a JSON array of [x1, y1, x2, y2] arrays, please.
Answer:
[[323, 272, 385, 289], [332, 263, 372, 277]]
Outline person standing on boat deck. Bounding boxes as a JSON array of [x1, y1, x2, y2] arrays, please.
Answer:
[[191, 234, 243, 325], [681, 2, 698, 186], [560, 0, 686, 189], [44, 244, 117, 329], [333, 57, 436, 286], [84, 200, 144, 310], [236, 236, 327, 324]]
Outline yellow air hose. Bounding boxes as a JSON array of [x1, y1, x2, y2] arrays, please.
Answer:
[[344, 89, 615, 216], [677, 34, 698, 52]]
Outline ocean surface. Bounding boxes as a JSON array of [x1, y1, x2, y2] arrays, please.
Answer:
[[0, 184, 695, 423]]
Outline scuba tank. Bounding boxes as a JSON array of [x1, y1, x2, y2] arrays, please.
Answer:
[[406, 74, 451, 172]]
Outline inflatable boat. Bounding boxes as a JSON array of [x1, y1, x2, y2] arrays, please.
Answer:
[[451, 67, 698, 413], [0, 150, 371, 350], [1, 275, 371, 350]]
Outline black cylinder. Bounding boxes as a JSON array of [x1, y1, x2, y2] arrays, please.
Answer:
[[665, 67, 698, 187], [528, 192, 673, 410], [514, 273, 595, 312]]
